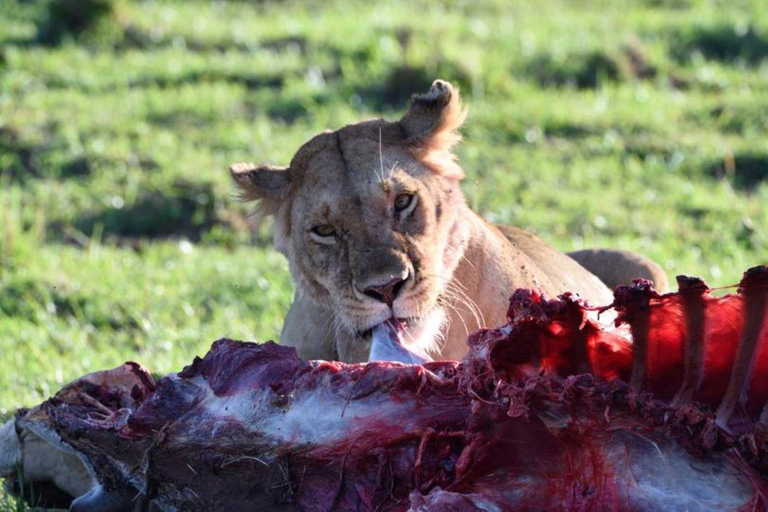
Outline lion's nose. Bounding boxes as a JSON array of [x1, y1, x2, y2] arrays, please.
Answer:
[[360, 273, 409, 306]]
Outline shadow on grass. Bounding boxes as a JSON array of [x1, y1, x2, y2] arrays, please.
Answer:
[[356, 64, 472, 110], [73, 180, 221, 241], [672, 24, 768, 65], [18, 67, 287, 92], [255, 89, 337, 123], [705, 154, 768, 191], [525, 45, 657, 89], [174, 35, 310, 55], [34, 0, 126, 47], [4, 477, 74, 511], [0, 126, 38, 181], [623, 137, 676, 161], [0, 126, 94, 182], [10, 0, 312, 62], [707, 103, 768, 134], [0, 276, 142, 333], [129, 70, 285, 91], [542, 121, 595, 139]]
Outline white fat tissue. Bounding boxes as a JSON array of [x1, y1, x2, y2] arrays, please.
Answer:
[[369, 319, 431, 364]]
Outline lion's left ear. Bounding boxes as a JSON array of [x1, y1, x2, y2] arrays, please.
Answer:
[[229, 162, 291, 213], [399, 80, 468, 179]]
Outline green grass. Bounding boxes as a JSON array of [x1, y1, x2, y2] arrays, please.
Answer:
[[0, 0, 766, 506]]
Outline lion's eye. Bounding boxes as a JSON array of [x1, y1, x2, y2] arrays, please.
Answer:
[[312, 225, 336, 237], [394, 193, 414, 212]]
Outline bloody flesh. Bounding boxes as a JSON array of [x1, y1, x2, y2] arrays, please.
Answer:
[[11, 266, 768, 510]]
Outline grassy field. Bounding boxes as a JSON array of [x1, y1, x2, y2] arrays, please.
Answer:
[[1, 0, 766, 505]]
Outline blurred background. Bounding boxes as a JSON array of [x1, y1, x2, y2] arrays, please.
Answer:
[[0, 0, 765, 493]]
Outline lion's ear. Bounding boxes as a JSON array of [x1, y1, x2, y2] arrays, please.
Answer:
[[229, 162, 291, 208], [399, 79, 467, 154]]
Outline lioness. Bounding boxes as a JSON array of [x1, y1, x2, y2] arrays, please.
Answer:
[[231, 80, 667, 363]]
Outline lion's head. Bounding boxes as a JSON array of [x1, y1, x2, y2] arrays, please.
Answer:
[[231, 80, 471, 358]]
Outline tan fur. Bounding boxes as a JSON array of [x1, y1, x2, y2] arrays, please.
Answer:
[[568, 249, 669, 293], [231, 80, 668, 362]]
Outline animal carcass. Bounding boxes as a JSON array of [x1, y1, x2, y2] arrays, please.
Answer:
[[2, 266, 766, 511]]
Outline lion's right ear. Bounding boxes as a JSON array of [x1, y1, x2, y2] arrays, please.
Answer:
[[398, 80, 468, 180], [229, 163, 291, 206], [399, 80, 467, 154]]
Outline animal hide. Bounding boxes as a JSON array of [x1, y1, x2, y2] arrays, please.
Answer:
[[5, 266, 767, 511]]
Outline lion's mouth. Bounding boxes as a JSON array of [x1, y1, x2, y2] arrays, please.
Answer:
[[367, 317, 433, 365], [357, 316, 409, 338]]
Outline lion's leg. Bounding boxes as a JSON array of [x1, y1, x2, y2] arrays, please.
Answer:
[[281, 295, 373, 362], [280, 294, 338, 360], [568, 249, 669, 293]]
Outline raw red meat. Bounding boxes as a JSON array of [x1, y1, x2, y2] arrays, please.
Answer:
[[6, 266, 768, 511]]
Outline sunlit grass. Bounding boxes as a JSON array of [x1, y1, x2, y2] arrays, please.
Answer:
[[0, 0, 766, 504]]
